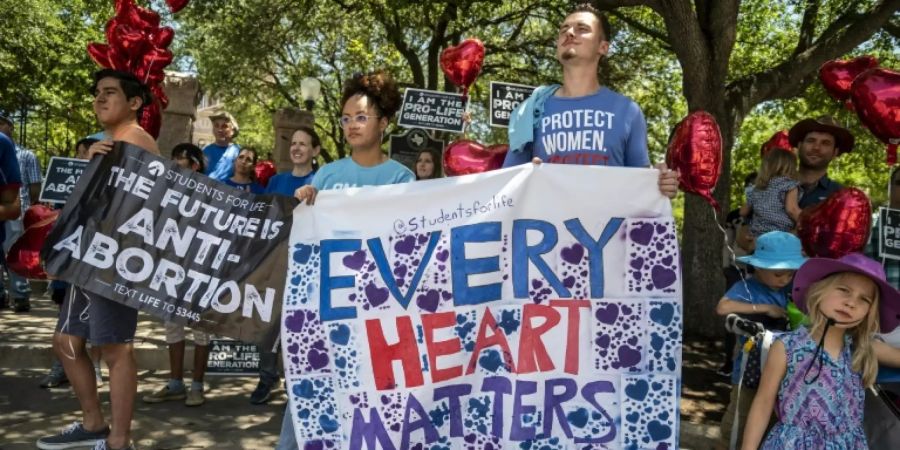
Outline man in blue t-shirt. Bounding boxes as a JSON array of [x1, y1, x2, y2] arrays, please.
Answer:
[[203, 112, 241, 181], [0, 124, 23, 310], [504, 4, 678, 197]]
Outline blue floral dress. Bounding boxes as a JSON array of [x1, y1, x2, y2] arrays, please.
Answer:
[[761, 327, 867, 449]]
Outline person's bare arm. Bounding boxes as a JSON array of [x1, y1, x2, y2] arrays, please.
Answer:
[[742, 340, 786, 449], [0, 188, 21, 220], [785, 187, 802, 223], [120, 128, 160, 155], [716, 297, 785, 318], [875, 340, 900, 367]]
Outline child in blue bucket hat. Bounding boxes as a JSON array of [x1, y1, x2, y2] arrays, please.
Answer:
[[715, 231, 807, 449]]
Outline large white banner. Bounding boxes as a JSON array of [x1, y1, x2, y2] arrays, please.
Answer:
[[283, 164, 682, 449]]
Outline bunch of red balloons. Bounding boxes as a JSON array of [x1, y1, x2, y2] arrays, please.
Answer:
[[86, 0, 190, 138], [819, 56, 900, 164]]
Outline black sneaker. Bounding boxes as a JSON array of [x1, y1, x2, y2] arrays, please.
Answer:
[[40, 361, 69, 388], [36, 422, 110, 449], [249, 381, 273, 405], [13, 297, 30, 312]]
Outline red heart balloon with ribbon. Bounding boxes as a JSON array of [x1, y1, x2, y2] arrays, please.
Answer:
[[8, 205, 60, 279], [443, 140, 507, 176], [850, 68, 900, 165], [140, 100, 162, 139], [87, 43, 111, 68], [166, 0, 190, 13], [819, 56, 879, 103], [760, 130, 793, 157], [798, 188, 871, 258], [153, 27, 176, 49], [440, 38, 485, 98], [665, 111, 722, 210], [115, 0, 161, 29]]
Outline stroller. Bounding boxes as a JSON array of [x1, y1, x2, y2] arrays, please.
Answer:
[[724, 313, 786, 450]]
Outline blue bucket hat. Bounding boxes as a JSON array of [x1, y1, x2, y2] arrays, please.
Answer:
[[737, 231, 807, 270]]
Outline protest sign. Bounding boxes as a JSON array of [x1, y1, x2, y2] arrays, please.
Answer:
[[489, 82, 536, 128], [206, 339, 261, 375], [283, 165, 682, 449], [398, 88, 466, 133], [388, 128, 444, 177], [40, 157, 89, 204], [42, 142, 296, 349], [878, 207, 900, 260]]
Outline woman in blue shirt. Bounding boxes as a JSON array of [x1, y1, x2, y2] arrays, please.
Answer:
[[279, 70, 413, 450], [266, 126, 320, 197], [223, 147, 264, 194]]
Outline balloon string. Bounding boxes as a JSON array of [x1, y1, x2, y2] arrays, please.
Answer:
[[712, 207, 754, 305]]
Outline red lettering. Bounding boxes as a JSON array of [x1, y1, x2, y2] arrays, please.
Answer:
[[516, 304, 560, 374], [466, 309, 516, 374], [550, 299, 591, 374], [422, 312, 463, 383], [366, 317, 423, 390]]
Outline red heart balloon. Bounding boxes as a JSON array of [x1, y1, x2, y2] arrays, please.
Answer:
[[819, 56, 879, 102], [798, 188, 871, 258], [154, 26, 176, 49], [87, 43, 111, 68], [116, 0, 161, 29], [443, 140, 507, 176], [665, 111, 722, 210], [166, 0, 190, 13], [150, 84, 169, 109], [8, 205, 60, 280], [850, 68, 900, 164], [255, 160, 277, 187], [440, 38, 485, 97], [110, 24, 152, 70], [140, 100, 162, 139], [759, 130, 793, 157]]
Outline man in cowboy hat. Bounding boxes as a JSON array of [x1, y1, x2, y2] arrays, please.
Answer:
[[788, 115, 854, 208]]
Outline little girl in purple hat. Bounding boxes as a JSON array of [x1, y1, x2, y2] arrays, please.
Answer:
[[742, 252, 900, 449]]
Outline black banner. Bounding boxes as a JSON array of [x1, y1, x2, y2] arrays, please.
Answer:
[[388, 128, 444, 176], [489, 81, 536, 128], [42, 142, 296, 349], [40, 157, 89, 204], [397, 88, 466, 133]]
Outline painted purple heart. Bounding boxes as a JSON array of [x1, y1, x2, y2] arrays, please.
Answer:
[[629, 223, 654, 246], [394, 235, 416, 255], [617, 345, 642, 368], [595, 334, 611, 348], [651, 265, 677, 289], [342, 250, 366, 270], [655, 223, 667, 234], [532, 279, 543, 289], [661, 255, 673, 266], [394, 264, 408, 279], [630, 257, 644, 270], [416, 289, 440, 312], [364, 282, 390, 307], [562, 276, 576, 289], [307, 346, 329, 369], [560, 244, 585, 264], [595, 303, 619, 324], [285, 310, 306, 332], [287, 343, 299, 354], [436, 249, 449, 262]]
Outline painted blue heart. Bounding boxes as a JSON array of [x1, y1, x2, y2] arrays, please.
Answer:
[[293, 245, 313, 265], [647, 420, 672, 441], [625, 379, 649, 401], [626, 412, 640, 423], [566, 407, 589, 428], [335, 356, 347, 368], [318, 414, 340, 433], [650, 303, 675, 326], [329, 323, 351, 346], [293, 379, 315, 399], [651, 333, 664, 351]]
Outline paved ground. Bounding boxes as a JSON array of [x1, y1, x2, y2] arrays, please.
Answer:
[[0, 288, 728, 449]]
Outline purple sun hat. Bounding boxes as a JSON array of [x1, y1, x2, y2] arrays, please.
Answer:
[[793, 252, 900, 332]]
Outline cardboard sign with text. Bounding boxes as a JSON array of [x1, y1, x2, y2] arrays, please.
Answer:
[[878, 207, 900, 261], [40, 157, 89, 204], [283, 165, 682, 449], [398, 88, 467, 133], [489, 82, 536, 128]]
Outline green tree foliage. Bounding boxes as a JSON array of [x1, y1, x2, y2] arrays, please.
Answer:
[[0, 0, 112, 163]]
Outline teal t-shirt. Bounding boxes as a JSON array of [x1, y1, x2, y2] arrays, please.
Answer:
[[312, 156, 414, 191]]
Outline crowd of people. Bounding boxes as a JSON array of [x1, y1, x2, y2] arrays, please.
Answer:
[[0, 2, 897, 450]]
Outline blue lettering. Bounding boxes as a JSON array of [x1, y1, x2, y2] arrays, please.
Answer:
[[367, 231, 441, 310], [512, 219, 570, 298], [451, 222, 502, 306], [320, 239, 360, 321], [564, 217, 623, 298]]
